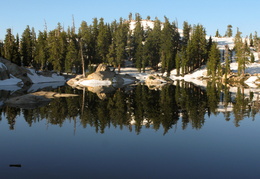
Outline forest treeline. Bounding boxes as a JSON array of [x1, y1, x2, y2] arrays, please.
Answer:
[[0, 13, 259, 77]]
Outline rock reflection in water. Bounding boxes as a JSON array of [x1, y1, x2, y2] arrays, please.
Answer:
[[0, 82, 259, 134]]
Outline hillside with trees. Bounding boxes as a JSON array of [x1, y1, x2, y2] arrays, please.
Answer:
[[0, 13, 259, 81]]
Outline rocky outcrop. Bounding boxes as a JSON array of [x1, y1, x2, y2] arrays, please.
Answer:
[[0, 57, 66, 86], [145, 74, 173, 85], [67, 63, 138, 88], [87, 71, 116, 81], [0, 62, 10, 80], [0, 57, 32, 84]]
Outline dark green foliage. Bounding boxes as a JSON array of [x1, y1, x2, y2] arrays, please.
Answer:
[[97, 18, 111, 63], [207, 42, 221, 78], [132, 16, 144, 72], [0, 13, 241, 76], [225, 25, 233, 37], [160, 17, 180, 75], [215, 29, 220, 37], [35, 31, 48, 70], [3, 29, 20, 65], [187, 24, 207, 72]]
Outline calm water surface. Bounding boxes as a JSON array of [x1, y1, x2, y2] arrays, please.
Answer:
[[0, 83, 260, 179]]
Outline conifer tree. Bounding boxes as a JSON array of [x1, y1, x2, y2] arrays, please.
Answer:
[[13, 34, 21, 65], [160, 16, 180, 75], [224, 45, 231, 80], [79, 20, 95, 68], [143, 18, 161, 71], [48, 23, 67, 72], [31, 27, 37, 66], [35, 30, 48, 70], [132, 15, 144, 72], [182, 21, 191, 47], [20, 25, 33, 66], [3, 29, 16, 63], [66, 29, 79, 73], [249, 33, 254, 47], [115, 18, 129, 72], [91, 18, 99, 64], [225, 25, 233, 37], [215, 29, 220, 37], [180, 21, 191, 76], [250, 52, 255, 63], [187, 24, 207, 72], [0, 41, 4, 57], [234, 28, 248, 75], [207, 42, 220, 78], [97, 18, 110, 63]]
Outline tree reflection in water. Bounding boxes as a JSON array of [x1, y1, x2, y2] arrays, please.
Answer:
[[0, 81, 259, 134]]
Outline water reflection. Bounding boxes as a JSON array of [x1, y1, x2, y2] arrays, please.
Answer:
[[0, 81, 260, 133]]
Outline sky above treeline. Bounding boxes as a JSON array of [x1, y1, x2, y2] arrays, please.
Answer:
[[0, 0, 259, 40]]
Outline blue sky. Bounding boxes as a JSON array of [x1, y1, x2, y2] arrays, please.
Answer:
[[0, 0, 259, 40]]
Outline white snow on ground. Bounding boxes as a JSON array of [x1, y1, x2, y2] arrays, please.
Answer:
[[0, 62, 23, 86], [0, 75, 23, 86], [77, 79, 112, 87], [116, 67, 151, 82], [211, 37, 235, 50], [27, 69, 65, 83], [0, 64, 66, 86]]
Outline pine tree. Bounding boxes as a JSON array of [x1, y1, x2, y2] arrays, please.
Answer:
[[249, 33, 254, 47], [3, 28, 16, 63], [207, 42, 220, 78], [180, 21, 191, 76], [48, 23, 67, 72], [215, 29, 220, 37], [79, 20, 94, 68], [234, 28, 248, 75], [187, 24, 207, 72], [97, 18, 110, 63], [132, 16, 144, 72], [115, 18, 128, 72], [225, 25, 233, 37], [143, 18, 161, 71], [13, 34, 21, 65], [175, 51, 182, 76], [250, 52, 255, 63], [182, 21, 191, 47], [160, 16, 180, 75], [91, 18, 99, 64], [20, 25, 33, 66], [66, 31, 79, 73], [0, 41, 4, 57], [224, 45, 231, 80], [35, 30, 48, 70]]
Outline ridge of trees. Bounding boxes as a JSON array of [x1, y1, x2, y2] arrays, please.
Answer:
[[0, 13, 259, 77]]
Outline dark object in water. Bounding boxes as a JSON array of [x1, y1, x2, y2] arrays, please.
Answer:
[[9, 164, 22, 168]]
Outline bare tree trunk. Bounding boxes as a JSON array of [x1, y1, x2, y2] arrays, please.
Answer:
[[80, 39, 85, 77]]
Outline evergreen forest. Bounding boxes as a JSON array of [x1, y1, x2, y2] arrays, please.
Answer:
[[1, 13, 259, 77]]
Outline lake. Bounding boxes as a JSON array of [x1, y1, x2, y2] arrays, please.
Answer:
[[0, 82, 260, 179]]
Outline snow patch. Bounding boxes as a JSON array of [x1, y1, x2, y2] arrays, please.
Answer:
[[27, 69, 65, 83], [0, 75, 23, 86], [78, 79, 112, 87]]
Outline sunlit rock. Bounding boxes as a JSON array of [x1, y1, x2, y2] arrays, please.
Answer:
[[67, 63, 138, 88]]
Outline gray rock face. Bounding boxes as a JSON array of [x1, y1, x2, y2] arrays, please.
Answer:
[[0, 63, 10, 80], [0, 57, 32, 84], [95, 63, 111, 72]]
